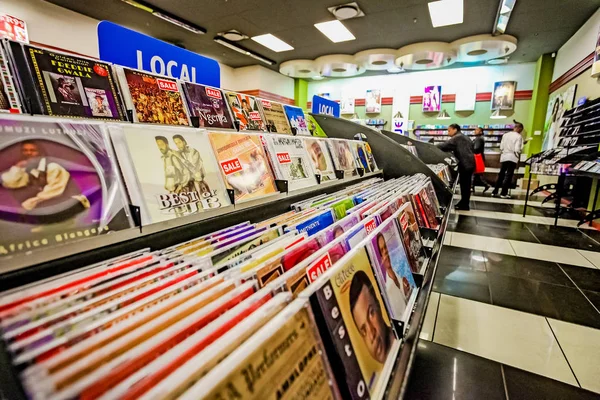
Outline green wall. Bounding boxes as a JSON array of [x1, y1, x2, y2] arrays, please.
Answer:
[[294, 78, 308, 109], [525, 54, 555, 156]]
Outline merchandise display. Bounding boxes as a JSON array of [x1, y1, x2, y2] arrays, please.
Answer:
[[283, 104, 311, 136], [304, 137, 338, 181], [259, 98, 292, 134], [182, 82, 235, 130], [328, 138, 358, 178], [224, 91, 267, 131], [262, 134, 318, 191]]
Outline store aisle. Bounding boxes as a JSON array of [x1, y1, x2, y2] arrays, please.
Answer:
[[406, 192, 600, 399]]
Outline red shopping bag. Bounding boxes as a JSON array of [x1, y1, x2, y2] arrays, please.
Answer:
[[474, 154, 485, 174]]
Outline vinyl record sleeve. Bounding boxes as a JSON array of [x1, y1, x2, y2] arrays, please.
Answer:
[[0, 116, 132, 257], [224, 91, 267, 131], [208, 131, 278, 203], [330, 197, 356, 220], [0, 41, 22, 113], [259, 98, 292, 134], [365, 217, 417, 324], [6, 40, 125, 120], [293, 209, 335, 237], [262, 134, 318, 191], [283, 104, 311, 136], [116, 67, 190, 125], [328, 139, 358, 177], [304, 137, 337, 182], [396, 202, 424, 273], [109, 124, 231, 225], [417, 185, 439, 228], [182, 82, 235, 130], [350, 140, 371, 173]]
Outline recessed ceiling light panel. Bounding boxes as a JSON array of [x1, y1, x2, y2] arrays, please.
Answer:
[[314, 20, 356, 43], [328, 2, 365, 20], [452, 34, 517, 62], [251, 34, 294, 52], [219, 30, 248, 41], [428, 0, 464, 27]]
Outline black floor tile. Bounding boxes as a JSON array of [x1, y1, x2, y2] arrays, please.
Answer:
[[560, 264, 600, 292], [503, 365, 600, 400], [583, 290, 600, 312], [488, 274, 600, 329], [438, 245, 487, 268], [473, 201, 513, 213], [485, 253, 574, 287], [527, 224, 600, 251], [434, 264, 491, 304], [405, 341, 506, 400]]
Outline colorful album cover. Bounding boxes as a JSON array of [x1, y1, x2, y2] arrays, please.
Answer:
[[119, 68, 190, 125], [306, 115, 328, 137], [0, 43, 22, 113], [0, 116, 131, 257], [319, 213, 360, 246], [259, 99, 292, 134], [351, 141, 371, 173], [208, 132, 278, 203], [283, 105, 311, 136], [330, 197, 355, 220], [294, 210, 335, 237], [418, 186, 440, 228], [263, 135, 317, 191], [109, 124, 231, 225], [345, 217, 378, 250], [325, 247, 395, 394], [328, 139, 357, 177], [365, 142, 379, 172], [280, 238, 321, 271], [7, 41, 124, 120], [304, 138, 337, 182], [224, 91, 267, 131], [366, 218, 417, 323], [182, 82, 235, 130], [211, 227, 282, 266], [396, 203, 424, 273]]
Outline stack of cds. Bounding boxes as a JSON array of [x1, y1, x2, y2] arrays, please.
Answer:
[[0, 174, 443, 400]]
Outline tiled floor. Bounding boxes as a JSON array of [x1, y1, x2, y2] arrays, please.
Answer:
[[408, 192, 600, 399]]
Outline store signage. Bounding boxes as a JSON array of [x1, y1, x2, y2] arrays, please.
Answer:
[[0, 14, 28, 43], [311, 95, 340, 118], [98, 21, 220, 87]]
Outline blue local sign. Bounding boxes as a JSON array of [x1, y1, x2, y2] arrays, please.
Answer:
[[312, 95, 340, 118], [97, 21, 220, 87]]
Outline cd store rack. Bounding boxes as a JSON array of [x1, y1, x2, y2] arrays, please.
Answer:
[[0, 115, 454, 400]]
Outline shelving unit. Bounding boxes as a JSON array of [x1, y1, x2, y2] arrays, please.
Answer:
[[415, 124, 514, 154]]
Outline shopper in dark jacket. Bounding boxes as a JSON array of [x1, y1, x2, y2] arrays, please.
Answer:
[[472, 127, 490, 193], [437, 124, 474, 210]]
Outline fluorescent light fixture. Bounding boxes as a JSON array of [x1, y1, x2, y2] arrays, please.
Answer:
[[428, 0, 464, 27], [251, 34, 293, 52], [214, 36, 275, 66], [314, 20, 355, 43], [120, 0, 206, 34], [490, 109, 506, 119], [493, 0, 516, 34]]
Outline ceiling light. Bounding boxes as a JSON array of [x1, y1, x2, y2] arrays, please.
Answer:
[[220, 30, 248, 41], [490, 109, 506, 119], [387, 66, 404, 73], [251, 34, 293, 52], [487, 58, 508, 65], [120, 0, 206, 34], [428, 0, 464, 28], [437, 109, 451, 119], [314, 20, 356, 43], [214, 36, 275, 65], [493, 0, 516, 34], [312, 75, 325, 80], [328, 2, 365, 20]]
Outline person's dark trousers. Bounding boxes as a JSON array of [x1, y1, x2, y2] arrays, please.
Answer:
[[472, 174, 489, 189], [457, 168, 474, 208], [493, 161, 517, 196]]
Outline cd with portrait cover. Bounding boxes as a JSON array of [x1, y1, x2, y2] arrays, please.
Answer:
[[182, 82, 235, 130], [262, 134, 318, 191], [208, 132, 277, 203], [328, 139, 358, 178], [223, 91, 267, 131], [396, 202, 424, 273], [258, 98, 292, 134], [283, 105, 311, 136], [304, 137, 337, 182], [109, 124, 231, 225], [116, 67, 190, 126], [5, 40, 125, 120], [0, 116, 132, 257]]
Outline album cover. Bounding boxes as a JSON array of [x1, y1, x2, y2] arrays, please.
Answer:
[[283, 105, 311, 136], [306, 115, 328, 138], [351, 141, 371, 173], [224, 91, 267, 131], [6, 41, 124, 120], [418, 185, 439, 228], [208, 132, 278, 203], [330, 197, 355, 220], [396, 203, 424, 273], [211, 227, 282, 266], [117, 68, 190, 125], [345, 217, 378, 250], [182, 82, 235, 130], [294, 209, 335, 237], [318, 247, 394, 395], [109, 124, 231, 225], [319, 213, 360, 246], [0, 116, 132, 257], [280, 238, 321, 271], [259, 99, 292, 134], [328, 139, 357, 177], [365, 218, 417, 323], [0, 43, 22, 113], [304, 138, 337, 182], [263, 135, 318, 191]]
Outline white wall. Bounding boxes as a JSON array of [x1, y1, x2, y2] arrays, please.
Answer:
[[224, 65, 294, 99], [308, 63, 537, 101], [552, 7, 600, 81]]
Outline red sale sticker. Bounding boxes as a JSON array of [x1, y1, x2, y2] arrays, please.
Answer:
[[93, 65, 108, 77], [261, 99, 272, 108], [307, 253, 332, 282], [157, 79, 178, 92], [205, 87, 222, 99], [364, 218, 377, 234], [277, 153, 291, 164], [220, 158, 243, 175], [249, 111, 262, 120]]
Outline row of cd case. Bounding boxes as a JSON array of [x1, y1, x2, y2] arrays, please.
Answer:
[[0, 38, 316, 135], [0, 173, 442, 400]]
